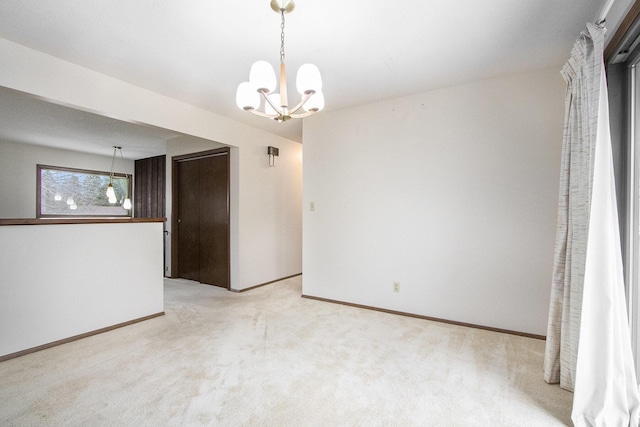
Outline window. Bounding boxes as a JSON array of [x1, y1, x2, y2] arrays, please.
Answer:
[[606, 16, 640, 380], [37, 164, 132, 217]]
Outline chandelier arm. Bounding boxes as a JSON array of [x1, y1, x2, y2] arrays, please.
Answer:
[[287, 92, 313, 115], [262, 91, 283, 115], [290, 110, 318, 119], [246, 108, 280, 120]]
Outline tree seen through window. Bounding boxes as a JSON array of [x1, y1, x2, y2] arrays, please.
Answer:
[[38, 165, 131, 217]]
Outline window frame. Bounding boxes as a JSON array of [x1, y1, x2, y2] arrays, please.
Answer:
[[36, 164, 132, 218]]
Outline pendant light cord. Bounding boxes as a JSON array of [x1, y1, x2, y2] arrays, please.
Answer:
[[109, 146, 117, 183], [118, 147, 128, 178]]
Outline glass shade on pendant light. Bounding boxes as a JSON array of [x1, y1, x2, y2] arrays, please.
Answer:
[[296, 63, 322, 95], [304, 90, 324, 112], [236, 82, 260, 110], [122, 198, 132, 210], [70, 203, 77, 210], [66, 197, 74, 205], [249, 60, 276, 93], [106, 183, 116, 199], [54, 192, 62, 201]]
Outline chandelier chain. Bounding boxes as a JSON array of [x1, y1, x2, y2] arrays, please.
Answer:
[[280, 10, 285, 64]]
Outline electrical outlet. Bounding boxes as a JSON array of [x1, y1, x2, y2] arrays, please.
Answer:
[[393, 281, 400, 293]]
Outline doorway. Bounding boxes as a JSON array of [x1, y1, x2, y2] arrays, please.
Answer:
[[171, 148, 230, 288]]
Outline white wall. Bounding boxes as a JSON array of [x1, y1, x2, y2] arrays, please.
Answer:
[[0, 221, 164, 358], [235, 135, 303, 288], [0, 139, 134, 218], [0, 38, 302, 290], [164, 132, 302, 290], [302, 67, 565, 336]]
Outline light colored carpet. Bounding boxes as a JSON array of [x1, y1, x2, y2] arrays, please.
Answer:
[[0, 276, 572, 426]]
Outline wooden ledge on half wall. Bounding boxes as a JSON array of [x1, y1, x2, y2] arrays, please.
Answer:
[[0, 217, 166, 226]]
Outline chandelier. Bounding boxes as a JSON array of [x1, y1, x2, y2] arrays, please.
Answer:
[[236, 0, 324, 122], [105, 146, 132, 210]]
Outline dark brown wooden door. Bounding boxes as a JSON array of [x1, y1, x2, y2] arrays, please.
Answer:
[[173, 149, 229, 288], [177, 157, 201, 281]]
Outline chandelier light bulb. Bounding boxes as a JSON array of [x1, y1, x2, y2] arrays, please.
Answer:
[[122, 198, 132, 210], [106, 183, 116, 199], [249, 60, 277, 94], [304, 90, 325, 112], [66, 197, 74, 205], [70, 203, 77, 210], [54, 192, 62, 201], [296, 63, 322, 95], [236, 82, 260, 110]]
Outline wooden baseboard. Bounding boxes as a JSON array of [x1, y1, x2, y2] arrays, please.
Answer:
[[230, 273, 302, 293], [0, 312, 165, 363], [301, 295, 546, 340]]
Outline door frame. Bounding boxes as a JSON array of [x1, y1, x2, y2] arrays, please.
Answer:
[[171, 147, 230, 289]]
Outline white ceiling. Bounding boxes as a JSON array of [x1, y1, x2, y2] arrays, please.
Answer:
[[0, 0, 630, 154], [0, 87, 180, 159]]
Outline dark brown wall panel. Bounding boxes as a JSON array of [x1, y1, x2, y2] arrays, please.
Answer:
[[134, 155, 166, 218]]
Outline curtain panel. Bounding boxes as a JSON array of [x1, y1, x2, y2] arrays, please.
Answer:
[[543, 23, 640, 426]]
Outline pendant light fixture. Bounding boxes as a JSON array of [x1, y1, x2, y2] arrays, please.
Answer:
[[236, 0, 324, 122], [106, 146, 132, 210]]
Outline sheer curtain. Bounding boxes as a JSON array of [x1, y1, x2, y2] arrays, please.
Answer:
[[543, 23, 640, 426]]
